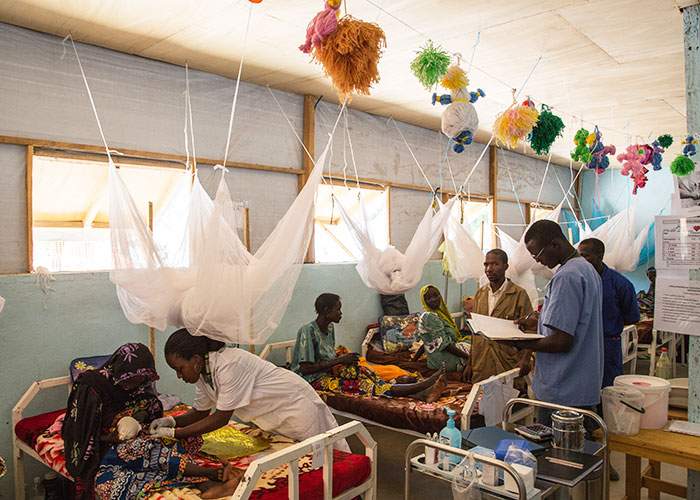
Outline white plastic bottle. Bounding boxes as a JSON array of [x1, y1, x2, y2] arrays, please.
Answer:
[[655, 347, 672, 379]]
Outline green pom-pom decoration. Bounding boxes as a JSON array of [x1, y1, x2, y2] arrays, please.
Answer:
[[670, 155, 696, 176], [529, 105, 565, 155], [658, 134, 673, 149], [410, 40, 451, 90], [571, 128, 592, 164]]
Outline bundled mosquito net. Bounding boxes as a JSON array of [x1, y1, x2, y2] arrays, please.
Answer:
[[336, 196, 456, 294], [442, 201, 486, 283], [109, 141, 331, 345], [577, 203, 650, 272]]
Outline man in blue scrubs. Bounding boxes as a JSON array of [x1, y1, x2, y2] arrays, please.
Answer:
[[511, 220, 604, 425], [579, 238, 640, 388]]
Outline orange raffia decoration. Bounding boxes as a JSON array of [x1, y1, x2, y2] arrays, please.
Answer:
[[312, 15, 386, 98]]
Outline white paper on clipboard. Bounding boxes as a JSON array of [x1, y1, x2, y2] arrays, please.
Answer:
[[467, 313, 544, 341]]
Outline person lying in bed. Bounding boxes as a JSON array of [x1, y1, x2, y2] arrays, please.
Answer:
[[291, 293, 446, 402], [63, 343, 240, 500]]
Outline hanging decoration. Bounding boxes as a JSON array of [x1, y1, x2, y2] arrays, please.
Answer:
[[432, 65, 485, 153], [617, 145, 648, 194], [570, 128, 593, 164], [492, 96, 539, 149], [300, 1, 386, 98], [585, 126, 616, 174], [646, 134, 673, 171], [410, 40, 451, 90], [670, 134, 697, 176], [528, 103, 565, 155]]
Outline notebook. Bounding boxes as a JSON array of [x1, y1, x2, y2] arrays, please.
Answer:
[[533, 448, 603, 487]]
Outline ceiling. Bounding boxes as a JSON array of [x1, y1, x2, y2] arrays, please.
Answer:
[[0, 0, 692, 167]]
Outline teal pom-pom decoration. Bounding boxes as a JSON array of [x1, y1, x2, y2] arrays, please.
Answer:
[[410, 40, 451, 90], [670, 155, 696, 176], [529, 105, 565, 155], [658, 134, 673, 149]]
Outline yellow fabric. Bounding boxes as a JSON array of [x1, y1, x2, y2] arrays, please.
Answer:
[[420, 285, 464, 341], [359, 357, 412, 381], [200, 425, 270, 460]]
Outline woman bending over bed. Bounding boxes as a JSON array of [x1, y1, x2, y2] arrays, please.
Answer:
[[291, 293, 446, 401], [62, 343, 239, 500]]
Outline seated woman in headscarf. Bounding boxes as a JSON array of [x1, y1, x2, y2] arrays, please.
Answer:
[[415, 311, 471, 382], [291, 293, 446, 402], [420, 285, 470, 344], [62, 343, 240, 500]]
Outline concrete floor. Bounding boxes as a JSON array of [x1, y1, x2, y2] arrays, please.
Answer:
[[341, 359, 690, 500]]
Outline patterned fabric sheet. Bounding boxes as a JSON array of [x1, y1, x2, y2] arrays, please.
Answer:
[[33, 405, 370, 499]]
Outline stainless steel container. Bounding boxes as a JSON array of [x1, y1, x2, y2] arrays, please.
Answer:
[[551, 410, 585, 452]]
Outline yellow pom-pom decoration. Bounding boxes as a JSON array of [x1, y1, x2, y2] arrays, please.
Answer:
[[585, 132, 596, 147], [440, 65, 469, 92], [492, 99, 539, 149]]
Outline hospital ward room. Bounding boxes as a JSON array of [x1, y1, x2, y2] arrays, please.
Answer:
[[1, 1, 700, 499]]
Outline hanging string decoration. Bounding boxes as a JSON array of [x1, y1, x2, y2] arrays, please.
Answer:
[[585, 126, 616, 174], [492, 96, 539, 149], [617, 145, 648, 194], [300, 1, 386, 98], [299, 0, 342, 54], [670, 134, 697, 176], [570, 128, 593, 164], [647, 134, 673, 171], [410, 40, 451, 90], [432, 65, 485, 153], [528, 103, 565, 155]]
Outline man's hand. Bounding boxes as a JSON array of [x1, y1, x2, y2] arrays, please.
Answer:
[[517, 352, 533, 377], [514, 312, 539, 332], [461, 360, 472, 382]]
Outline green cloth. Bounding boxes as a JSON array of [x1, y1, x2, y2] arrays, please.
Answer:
[[418, 312, 465, 372], [290, 321, 336, 382]]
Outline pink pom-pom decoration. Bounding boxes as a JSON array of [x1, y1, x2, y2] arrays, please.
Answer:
[[299, 1, 342, 54], [617, 145, 649, 194]]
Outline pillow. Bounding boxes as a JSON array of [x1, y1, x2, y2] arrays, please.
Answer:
[[380, 314, 419, 353]]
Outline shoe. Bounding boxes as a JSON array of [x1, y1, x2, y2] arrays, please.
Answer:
[[610, 465, 620, 482]]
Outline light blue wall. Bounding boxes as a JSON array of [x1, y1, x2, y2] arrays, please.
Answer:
[[579, 167, 675, 291], [0, 262, 476, 498]]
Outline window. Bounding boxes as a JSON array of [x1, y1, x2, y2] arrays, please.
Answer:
[[313, 184, 389, 263], [458, 199, 493, 251], [32, 154, 185, 272]]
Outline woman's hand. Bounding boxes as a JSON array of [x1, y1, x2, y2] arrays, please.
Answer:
[[149, 416, 176, 434], [336, 353, 359, 366], [150, 426, 175, 439]]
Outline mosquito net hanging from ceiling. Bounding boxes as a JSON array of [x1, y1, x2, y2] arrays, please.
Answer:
[[109, 140, 332, 345], [577, 203, 649, 273], [335, 195, 456, 294], [442, 200, 485, 284], [496, 229, 538, 308]]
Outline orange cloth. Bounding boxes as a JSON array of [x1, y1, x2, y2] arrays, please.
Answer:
[[359, 357, 411, 381]]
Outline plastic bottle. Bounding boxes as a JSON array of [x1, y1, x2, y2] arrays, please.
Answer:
[[438, 408, 463, 468], [655, 347, 672, 379], [424, 433, 435, 466]]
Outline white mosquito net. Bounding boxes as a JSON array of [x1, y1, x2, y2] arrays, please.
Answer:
[[577, 203, 649, 273], [335, 196, 456, 294], [109, 141, 331, 345], [442, 201, 485, 284], [496, 229, 539, 308]]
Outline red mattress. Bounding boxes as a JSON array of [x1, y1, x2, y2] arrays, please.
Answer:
[[15, 410, 371, 499]]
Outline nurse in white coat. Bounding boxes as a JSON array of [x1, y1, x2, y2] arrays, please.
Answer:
[[151, 328, 347, 450]]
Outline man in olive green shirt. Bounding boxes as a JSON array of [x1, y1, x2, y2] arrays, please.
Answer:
[[468, 249, 533, 382]]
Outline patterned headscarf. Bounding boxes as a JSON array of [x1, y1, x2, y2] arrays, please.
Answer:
[[101, 343, 159, 388]]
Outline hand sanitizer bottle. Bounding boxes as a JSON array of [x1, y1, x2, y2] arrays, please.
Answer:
[[438, 408, 462, 468]]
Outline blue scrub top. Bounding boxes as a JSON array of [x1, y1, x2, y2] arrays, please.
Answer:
[[534, 257, 604, 407]]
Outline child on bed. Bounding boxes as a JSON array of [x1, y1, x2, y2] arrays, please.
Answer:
[[291, 293, 446, 401], [63, 343, 240, 499]]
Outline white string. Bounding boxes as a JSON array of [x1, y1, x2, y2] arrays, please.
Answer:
[[186, 65, 197, 170], [535, 152, 552, 206], [505, 166, 527, 224], [222, 3, 253, 167], [468, 31, 480, 73], [443, 141, 458, 193], [459, 55, 543, 191], [494, 215, 609, 227], [390, 117, 434, 192], [65, 35, 113, 163], [344, 110, 362, 190]]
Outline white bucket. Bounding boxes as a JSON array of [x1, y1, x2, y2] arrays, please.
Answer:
[[601, 386, 644, 435], [614, 375, 671, 429]]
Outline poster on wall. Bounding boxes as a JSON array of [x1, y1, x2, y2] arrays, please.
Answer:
[[673, 175, 700, 215], [654, 215, 700, 270], [653, 278, 700, 335]]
